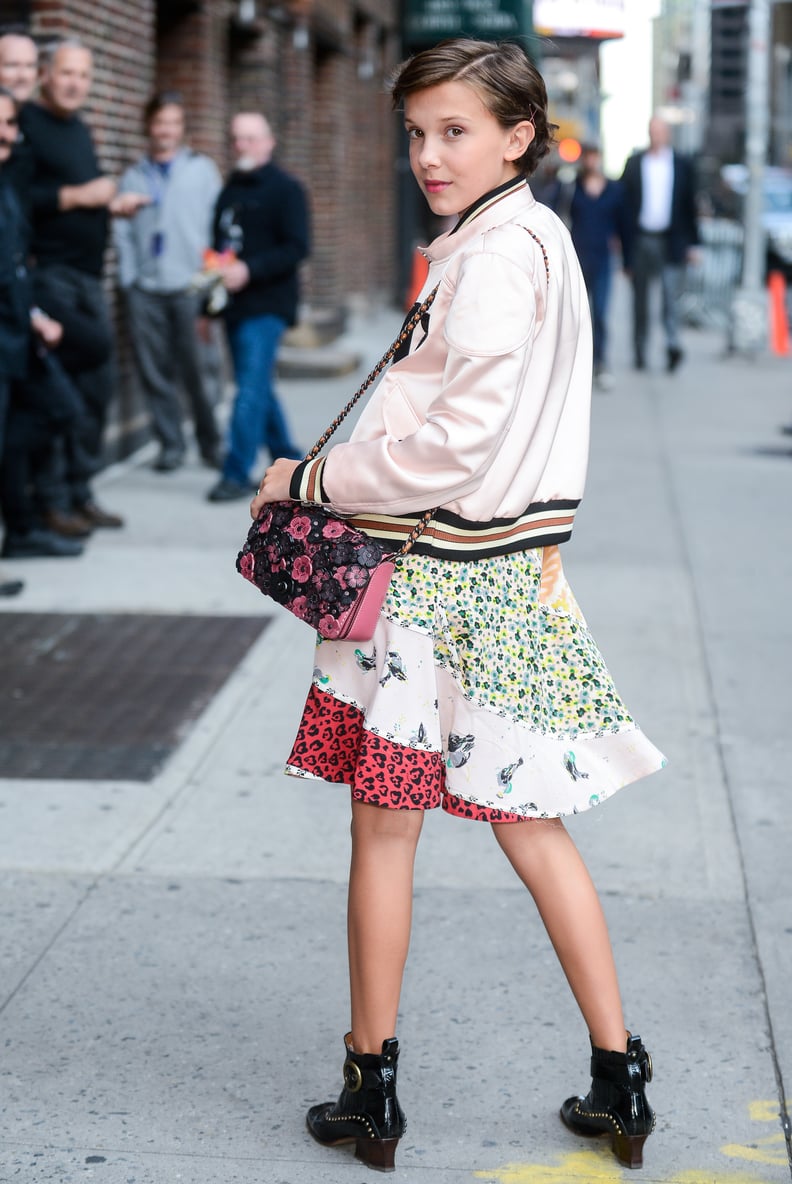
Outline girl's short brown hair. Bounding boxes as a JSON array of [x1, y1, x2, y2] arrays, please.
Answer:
[[390, 39, 555, 177]]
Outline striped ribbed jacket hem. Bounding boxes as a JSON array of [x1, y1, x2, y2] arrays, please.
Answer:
[[290, 457, 579, 560]]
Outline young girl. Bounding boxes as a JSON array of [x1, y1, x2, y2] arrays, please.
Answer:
[[251, 38, 664, 1175]]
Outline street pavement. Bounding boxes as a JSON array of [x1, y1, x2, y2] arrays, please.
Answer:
[[0, 278, 791, 1183]]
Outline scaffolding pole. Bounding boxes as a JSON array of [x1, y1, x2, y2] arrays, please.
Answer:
[[730, 0, 772, 352]]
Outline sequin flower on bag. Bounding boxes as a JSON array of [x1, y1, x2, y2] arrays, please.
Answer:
[[236, 503, 396, 640]]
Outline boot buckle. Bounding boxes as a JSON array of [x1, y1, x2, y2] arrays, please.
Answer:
[[642, 1050, 653, 1083], [343, 1059, 364, 1092]]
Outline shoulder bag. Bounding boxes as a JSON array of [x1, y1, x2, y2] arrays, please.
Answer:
[[236, 285, 439, 641]]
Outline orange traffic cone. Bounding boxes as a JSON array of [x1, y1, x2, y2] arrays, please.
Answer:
[[768, 270, 790, 355], [405, 247, 429, 310]]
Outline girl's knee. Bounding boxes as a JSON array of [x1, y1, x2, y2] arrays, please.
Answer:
[[351, 800, 424, 844], [491, 815, 567, 850]]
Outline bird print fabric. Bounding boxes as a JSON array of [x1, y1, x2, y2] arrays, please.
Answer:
[[286, 547, 666, 820]]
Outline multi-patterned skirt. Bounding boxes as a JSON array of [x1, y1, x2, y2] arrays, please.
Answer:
[[285, 545, 666, 822]]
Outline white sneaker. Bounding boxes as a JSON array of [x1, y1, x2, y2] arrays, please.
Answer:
[[595, 369, 614, 392]]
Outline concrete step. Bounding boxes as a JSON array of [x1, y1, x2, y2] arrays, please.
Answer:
[[277, 342, 361, 379]]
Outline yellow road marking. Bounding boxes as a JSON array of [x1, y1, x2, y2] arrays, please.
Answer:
[[473, 1147, 623, 1182], [473, 1098, 788, 1182]]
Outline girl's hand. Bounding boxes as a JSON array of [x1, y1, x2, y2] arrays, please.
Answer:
[[250, 458, 299, 519]]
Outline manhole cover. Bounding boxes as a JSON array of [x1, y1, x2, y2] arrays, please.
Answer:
[[0, 613, 269, 780]]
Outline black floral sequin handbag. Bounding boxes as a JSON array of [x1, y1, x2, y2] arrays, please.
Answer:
[[236, 286, 438, 641]]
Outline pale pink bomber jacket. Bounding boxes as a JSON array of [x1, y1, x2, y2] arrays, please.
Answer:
[[290, 179, 593, 560]]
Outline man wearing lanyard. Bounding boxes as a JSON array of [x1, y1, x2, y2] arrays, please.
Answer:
[[115, 91, 223, 471], [621, 115, 699, 373]]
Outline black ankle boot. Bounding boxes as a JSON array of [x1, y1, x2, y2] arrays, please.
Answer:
[[306, 1033, 406, 1173], [560, 1032, 655, 1169]]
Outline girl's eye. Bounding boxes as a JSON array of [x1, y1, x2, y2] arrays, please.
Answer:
[[445, 127, 464, 138], [406, 128, 422, 140]]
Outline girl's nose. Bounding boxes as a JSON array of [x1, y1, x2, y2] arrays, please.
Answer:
[[416, 136, 440, 169]]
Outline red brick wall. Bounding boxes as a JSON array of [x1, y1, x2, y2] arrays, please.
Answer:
[[156, 1, 231, 167], [30, 0, 155, 179]]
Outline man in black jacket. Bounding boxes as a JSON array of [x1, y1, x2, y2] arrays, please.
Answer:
[[620, 116, 699, 372], [21, 38, 145, 535], [207, 112, 310, 502], [0, 83, 83, 575]]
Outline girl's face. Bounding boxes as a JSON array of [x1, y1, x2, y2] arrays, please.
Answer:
[[404, 80, 533, 218]]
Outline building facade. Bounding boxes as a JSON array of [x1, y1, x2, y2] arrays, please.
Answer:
[[653, 0, 792, 169]]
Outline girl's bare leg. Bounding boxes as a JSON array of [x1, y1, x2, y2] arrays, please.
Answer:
[[492, 817, 627, 1051], [348, 798, 424, 1054]]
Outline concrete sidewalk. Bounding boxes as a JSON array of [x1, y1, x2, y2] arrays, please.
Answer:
[[0, 284, 790, 1183]]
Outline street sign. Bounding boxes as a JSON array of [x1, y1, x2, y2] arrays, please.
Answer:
[[403, 0, 533, 46]]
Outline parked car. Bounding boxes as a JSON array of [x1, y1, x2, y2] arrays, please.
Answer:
[[720, 164, 792, 281]]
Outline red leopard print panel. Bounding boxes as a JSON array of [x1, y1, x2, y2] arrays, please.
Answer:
[[288, 683, 529, 823]]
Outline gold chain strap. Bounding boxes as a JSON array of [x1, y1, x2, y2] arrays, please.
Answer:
[[396, 508, 435, 558], [524, 227, 550, 286]]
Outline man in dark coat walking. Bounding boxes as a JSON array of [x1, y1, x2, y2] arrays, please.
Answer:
[[620, 116, 699, 372], [207, 112, 310, 502]]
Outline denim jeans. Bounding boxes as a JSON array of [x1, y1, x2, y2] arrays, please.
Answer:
[[582, 258, 613, 369], [223, 314, 300, 485]]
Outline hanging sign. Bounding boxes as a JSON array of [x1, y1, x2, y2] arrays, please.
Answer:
[[403, 0, 534, 46]]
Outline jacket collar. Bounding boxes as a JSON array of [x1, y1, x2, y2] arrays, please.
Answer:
[[421, 176, 535, 264]]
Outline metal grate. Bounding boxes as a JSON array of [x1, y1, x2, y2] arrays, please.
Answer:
[[0, 613, 269, 780]]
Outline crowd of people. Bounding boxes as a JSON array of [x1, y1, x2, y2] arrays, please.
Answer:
[[0, 25, 310, 595]]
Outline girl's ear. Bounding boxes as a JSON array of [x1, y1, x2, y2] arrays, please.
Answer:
[[505, 119, 535, 161]]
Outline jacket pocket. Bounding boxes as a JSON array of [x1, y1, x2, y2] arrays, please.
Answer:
[[381, 381, 424, 440]]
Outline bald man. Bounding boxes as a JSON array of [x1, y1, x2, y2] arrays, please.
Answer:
[[207, 112, 310, 502], [0, 29, 38, 102], [621, 115, 699, 373], [0, 29, 37, 201]]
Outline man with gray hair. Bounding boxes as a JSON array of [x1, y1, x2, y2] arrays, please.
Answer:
[[20, 37, 146, 536]]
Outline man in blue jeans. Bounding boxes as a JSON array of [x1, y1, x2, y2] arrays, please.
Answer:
[[207, 112, 310, 502]]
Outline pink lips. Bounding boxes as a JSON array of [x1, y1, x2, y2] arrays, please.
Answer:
[[425, 180, 450, 193]]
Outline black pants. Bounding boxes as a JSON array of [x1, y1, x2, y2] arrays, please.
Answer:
[[0, 403, 54, 536], [0, 375, 9, 460], [631, 232, 683, 364], [33, 264, 115, 510]]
